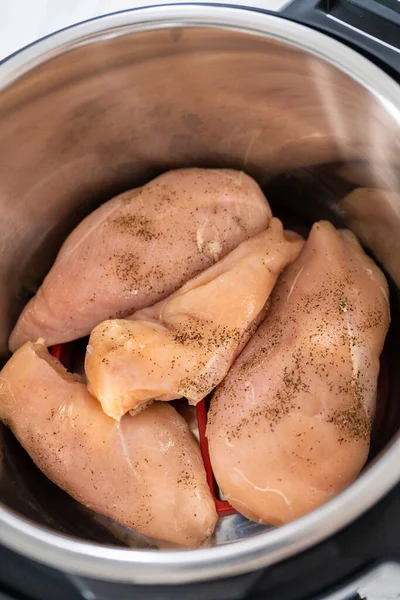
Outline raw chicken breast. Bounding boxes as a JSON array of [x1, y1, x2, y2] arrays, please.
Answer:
[[85, 218, 303, 420], [0, 340, 217, 547], [207, 221, 390, 526], [9, 168, 271, 351]]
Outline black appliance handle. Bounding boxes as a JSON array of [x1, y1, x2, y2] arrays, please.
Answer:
[[281, 0, 400, 76]]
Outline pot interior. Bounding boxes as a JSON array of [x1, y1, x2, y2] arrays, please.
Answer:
[[0, 17, 400, 551]]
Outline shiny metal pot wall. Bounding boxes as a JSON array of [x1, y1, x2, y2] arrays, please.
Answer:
[[0, 2, 399, 585]]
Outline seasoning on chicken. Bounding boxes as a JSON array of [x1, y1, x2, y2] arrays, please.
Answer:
[[207, 221, 390, 526], [0, 340, 217, 547], [85, 218, 303, 420], [9, 168, 271, 351]]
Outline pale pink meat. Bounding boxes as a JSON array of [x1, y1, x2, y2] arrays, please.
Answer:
[[207, 221, 390, 526], [0, 340, 217, 547], [85, 219, 303, 420], [9, 168, 271, 351]]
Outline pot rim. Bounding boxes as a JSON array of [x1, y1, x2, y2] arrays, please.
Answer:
[[0, 2, 400, 585]]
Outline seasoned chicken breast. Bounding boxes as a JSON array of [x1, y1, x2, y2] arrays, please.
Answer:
[[85, 219, 303, 420], [0, 340, 217, 547], [9, 168, 271, 351], [207, 221, 390, 525]]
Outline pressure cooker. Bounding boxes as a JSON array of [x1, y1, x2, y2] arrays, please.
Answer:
[[0, 2, 399, 599]]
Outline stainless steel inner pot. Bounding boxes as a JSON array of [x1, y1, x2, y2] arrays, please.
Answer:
[[0, 2, 399, 586]]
